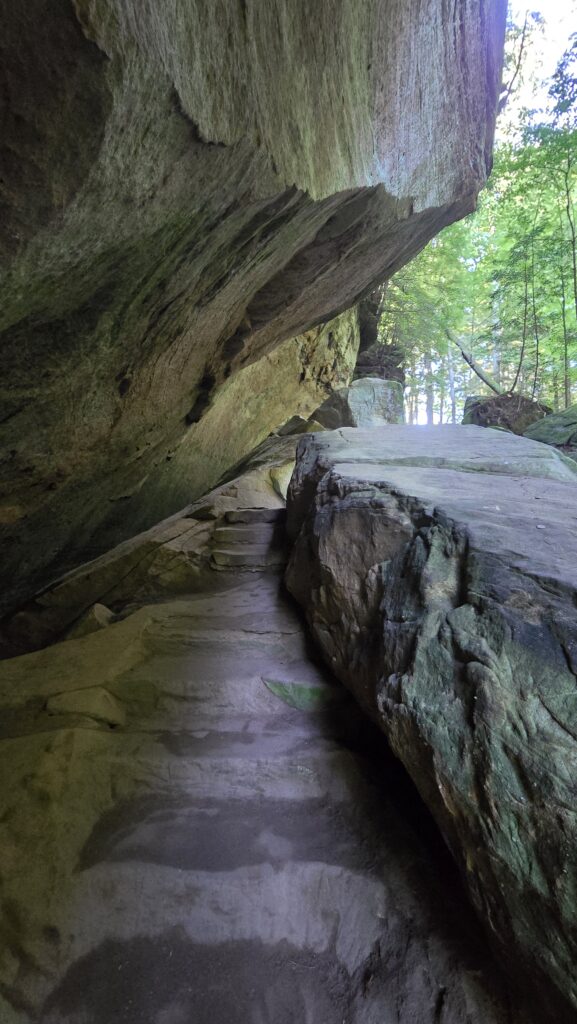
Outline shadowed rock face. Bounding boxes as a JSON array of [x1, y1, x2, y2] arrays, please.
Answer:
[[0, 0, 506, 613], [285, 425, 577, 1020], [0, 453, 543, 1024]]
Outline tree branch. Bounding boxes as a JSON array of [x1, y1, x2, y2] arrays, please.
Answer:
[[443, 326, 503, 394], [498, 13, 529, 115]]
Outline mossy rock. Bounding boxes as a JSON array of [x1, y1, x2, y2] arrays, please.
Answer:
[[524, 404, 577, 446], [462, 394, 550, 435], [263, 678, 340, 711]]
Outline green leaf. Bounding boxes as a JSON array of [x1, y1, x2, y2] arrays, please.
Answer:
[[262, 678, 339, 711]]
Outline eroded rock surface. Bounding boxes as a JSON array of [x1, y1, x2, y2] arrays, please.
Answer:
[[0, 460, 533, 1024], [286, 425, 577, 1020], [311, 377, 405, 429], [0, 0, 506, 613]]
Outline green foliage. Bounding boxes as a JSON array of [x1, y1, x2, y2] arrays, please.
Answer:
[[550, 33, 577, 127], [262, 678, 339, 711], [380, 21, 577, 424]]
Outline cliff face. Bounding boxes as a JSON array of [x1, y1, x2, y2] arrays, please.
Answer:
[[0, 0, 506, 612]]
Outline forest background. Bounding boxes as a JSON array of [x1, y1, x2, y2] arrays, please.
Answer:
[[378, 5, 577, 424]]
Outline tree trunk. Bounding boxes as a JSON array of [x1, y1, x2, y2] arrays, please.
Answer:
[[438, 378, 445, 425], [447, 344, 457, 423], [445, 328, 502, 395], [553, 372, 560, 412], [511, 256, 529, 394], [407, 352, 418, 424], [491, 296, 501, 388], [563, 156, 577, 323], [530, 227, 540, 400], [560, 263, 571, 408], [424, 351, 434, 425], [417, 297, 502, 396]]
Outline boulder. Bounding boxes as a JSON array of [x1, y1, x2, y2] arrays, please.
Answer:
[[524, 403, 577, 446], [462, 394, 550, 434], [286, 424, 577, 1019], [312, 378, 405, 429], [0, 0, 506, 614], [65, 603, 115, 640]]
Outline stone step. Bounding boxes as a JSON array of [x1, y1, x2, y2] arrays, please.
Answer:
[[225, 507, 287, 525], [213, 523, 279, 545], [211, 546, 287, 569]]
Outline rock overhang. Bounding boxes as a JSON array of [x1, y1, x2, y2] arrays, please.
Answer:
[[0, 1, 507, 613]]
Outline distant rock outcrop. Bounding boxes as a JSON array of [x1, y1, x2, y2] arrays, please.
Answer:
[[354, 341, 406, 384], [355, 287, 405, 384]]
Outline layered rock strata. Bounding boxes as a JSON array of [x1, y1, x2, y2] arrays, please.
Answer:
[[0, 0, 506, 612], [0, 451, 534, 1024], [286, 424, 577, 1019], [0, 434, 298, 657]]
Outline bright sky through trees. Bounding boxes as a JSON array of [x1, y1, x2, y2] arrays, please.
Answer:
[[501, 1, 577, 128], [379, 4, 577, 426]]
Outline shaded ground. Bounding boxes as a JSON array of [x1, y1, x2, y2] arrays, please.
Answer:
[[0, 506, 540, 1023]]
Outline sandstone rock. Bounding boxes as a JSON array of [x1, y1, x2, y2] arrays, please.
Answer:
[[276, 415, 327, 436], [524, 403, 577, 446], [0, 308, 358, 621], [312, 377, 405, 429], [0, 456, 543, 1024], [0, 436, 299, 657], [286, 424, 577, 1019], [355, 287, 405, 384], [276, 415, 311, 436], [462, 394, 551, 434], [0, 1, 506, 615], [354, 342, 406, 383], [0, 517, 215, 658], [46, 686, 126, 728], [65, 603, 115, 640], [269, 462, 295, 500]]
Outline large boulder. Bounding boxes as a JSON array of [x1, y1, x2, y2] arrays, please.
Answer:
[[312, 378, 404, 428], [0, 0, 506, 614], [286, 424, 577, 1020], [524, 404, 577, 446]]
